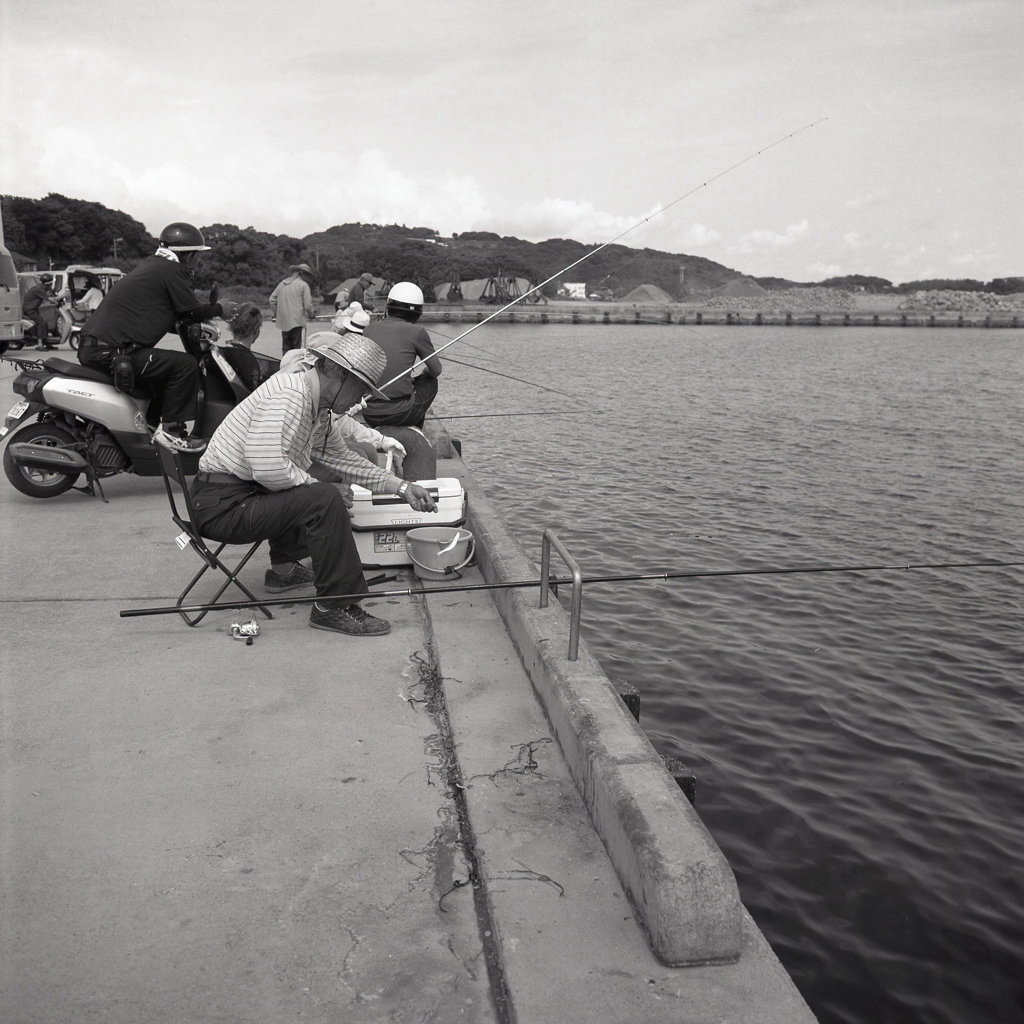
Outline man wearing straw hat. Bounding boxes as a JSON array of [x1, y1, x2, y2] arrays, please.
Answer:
[[269, 262, 317, 355], [191, 333, 435, 637]]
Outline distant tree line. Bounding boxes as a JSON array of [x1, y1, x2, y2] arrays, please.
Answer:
[[4, 193, 1020, 299]]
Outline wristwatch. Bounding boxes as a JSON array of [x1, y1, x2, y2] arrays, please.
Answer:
[[396, 481, 410, 500]]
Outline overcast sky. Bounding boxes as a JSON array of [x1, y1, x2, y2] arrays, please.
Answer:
[[1, 0, 1020, 283]]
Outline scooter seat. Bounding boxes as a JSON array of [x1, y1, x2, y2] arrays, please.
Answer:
[[43, 357, 153, 400], [44, 356, 112, 384]]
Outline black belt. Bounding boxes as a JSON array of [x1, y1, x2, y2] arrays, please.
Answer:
[[194, 471, 247, 486]]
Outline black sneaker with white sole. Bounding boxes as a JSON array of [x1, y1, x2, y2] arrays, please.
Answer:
[[309, 603, 391, 636]]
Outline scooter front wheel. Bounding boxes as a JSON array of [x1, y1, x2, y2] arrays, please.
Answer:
[[3, 421, 81, 498]]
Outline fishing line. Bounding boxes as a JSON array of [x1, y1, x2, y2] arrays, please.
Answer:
[[441, 355, 593, 403], [433, 410, 592, 420], [119, 556, 1021, 619], [344, 118, 828, 418]]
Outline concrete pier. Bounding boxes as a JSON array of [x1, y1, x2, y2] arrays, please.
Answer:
[[0, 339, 816, 1022]]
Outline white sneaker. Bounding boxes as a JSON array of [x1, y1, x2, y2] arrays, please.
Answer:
[[154, 426, 207, 452]]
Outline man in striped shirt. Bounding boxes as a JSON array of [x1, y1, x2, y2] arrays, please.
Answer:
[[190, 334, 436, 636]]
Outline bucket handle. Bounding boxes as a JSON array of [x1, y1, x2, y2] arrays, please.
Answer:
[[407, 533, 476, 577]]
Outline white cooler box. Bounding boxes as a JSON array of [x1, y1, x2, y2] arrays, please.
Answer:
[[349, 478, 467, 567]]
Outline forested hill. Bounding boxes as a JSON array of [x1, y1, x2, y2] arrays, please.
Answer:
[[3, 193, 1020, 299]]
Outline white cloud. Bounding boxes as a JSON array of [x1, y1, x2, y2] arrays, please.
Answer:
[[843, 232, 862, 248], [807, 262, 843, 278], [680, 223, 722, 247], [501, 198, 663, 244], [845, 191, 891, 210], [734, 219, 809, 253]]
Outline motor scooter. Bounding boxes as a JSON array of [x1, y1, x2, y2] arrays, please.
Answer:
[[1, 316, 261, 500]]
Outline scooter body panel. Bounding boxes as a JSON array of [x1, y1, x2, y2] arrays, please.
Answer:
[[42, 377, 150, 437]]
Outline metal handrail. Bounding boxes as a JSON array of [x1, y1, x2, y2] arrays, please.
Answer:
[[539, 529, 582, 661]]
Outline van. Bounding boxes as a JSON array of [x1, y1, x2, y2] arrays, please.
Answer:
[[0, 244, 22, 353]]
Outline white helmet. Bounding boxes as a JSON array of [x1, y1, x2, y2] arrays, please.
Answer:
[[387, 282, 424, 306]]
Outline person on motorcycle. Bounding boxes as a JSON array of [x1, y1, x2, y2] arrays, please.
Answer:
[[22, 274, 55, 349], [77, 223, 226, 452], [362, 282, 442, 430]]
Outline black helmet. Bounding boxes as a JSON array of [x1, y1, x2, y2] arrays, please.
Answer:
[[159, 222, 211, 252]]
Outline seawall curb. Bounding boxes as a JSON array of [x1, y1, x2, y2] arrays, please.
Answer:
[[456, 457, 744, 966]]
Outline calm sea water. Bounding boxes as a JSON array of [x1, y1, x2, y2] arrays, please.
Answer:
[[431, 323, 1024, 1024]]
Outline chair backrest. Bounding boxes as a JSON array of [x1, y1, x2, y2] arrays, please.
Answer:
[[153, 438, 218, 567]]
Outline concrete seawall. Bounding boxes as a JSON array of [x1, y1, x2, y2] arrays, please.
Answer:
[[427, 421, 794, 972], [413, 303, 1023, 328]]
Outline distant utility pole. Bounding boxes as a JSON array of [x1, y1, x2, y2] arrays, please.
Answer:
[[113, 237, 124, 260]]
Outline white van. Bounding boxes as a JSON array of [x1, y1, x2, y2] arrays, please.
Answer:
[[0, 244, 22, 352]]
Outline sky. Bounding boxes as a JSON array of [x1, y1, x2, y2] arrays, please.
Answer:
[[1, 0, 1021, 284]]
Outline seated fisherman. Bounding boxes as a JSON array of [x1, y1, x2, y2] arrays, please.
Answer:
[[189, 333, 436, 637], [362, 282, 441, 430]]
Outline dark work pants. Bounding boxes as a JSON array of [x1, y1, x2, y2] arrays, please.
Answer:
[[79, 336, 199, 425], [27, 312, 49, 346], [281, 326, 304, 354], [364, 375, 439, 429], [190, 479, 368, 607]]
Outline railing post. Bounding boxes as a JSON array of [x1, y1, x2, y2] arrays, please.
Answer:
[[539, 529, 582, 661]]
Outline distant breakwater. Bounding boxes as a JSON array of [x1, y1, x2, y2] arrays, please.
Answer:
[[417, 303, 1023, 329]]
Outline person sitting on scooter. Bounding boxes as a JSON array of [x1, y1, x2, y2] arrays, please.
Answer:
[[220, 301, 266, 393], [77, 222, 226, 452], [22, 274, 55, 349]]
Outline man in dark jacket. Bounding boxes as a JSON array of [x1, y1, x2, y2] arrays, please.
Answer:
[[346, 272, 375, 311], [78, 223, 224, 451], [22, 274, 55, 349]]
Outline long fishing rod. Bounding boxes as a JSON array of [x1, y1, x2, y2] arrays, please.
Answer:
[[434, 410, 591, 419], [119, 556, 1022, 619], [343, 118, 827, 417]]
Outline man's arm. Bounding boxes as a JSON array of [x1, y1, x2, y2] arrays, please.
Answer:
[[414, 328, 442, 376], [302, 281, 315, 321], [268, 283, 280, 316]]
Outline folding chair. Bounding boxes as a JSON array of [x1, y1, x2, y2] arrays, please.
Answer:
[[154, 438, 274, 627]]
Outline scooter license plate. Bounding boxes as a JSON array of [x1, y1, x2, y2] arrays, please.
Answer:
[[2, 400, 30, 436], [373, 530, 405, 553]]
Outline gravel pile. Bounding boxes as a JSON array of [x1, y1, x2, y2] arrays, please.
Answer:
[[897, 291, 1024, 313], [698, 288, 854, 311]]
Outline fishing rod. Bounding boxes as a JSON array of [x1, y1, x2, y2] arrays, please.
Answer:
[[342, 118, 827, 418], [119, 556, 1022, 619]]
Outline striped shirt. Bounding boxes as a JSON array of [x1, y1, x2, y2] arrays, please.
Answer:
[[199, 369, 393, 492]]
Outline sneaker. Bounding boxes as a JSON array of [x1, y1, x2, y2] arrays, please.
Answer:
[[264, 562, 316, 593], [309, 603, 391, 637], [154, 425, 207, 452]]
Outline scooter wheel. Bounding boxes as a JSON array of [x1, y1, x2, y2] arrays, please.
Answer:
[[3, 421, 81, 498]]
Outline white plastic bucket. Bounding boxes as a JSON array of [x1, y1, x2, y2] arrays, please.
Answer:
[[406, 527, 475, 581]]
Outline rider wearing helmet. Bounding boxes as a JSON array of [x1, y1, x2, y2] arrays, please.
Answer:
[[361, 281, 442, 430], [78, 222, 225, 451]]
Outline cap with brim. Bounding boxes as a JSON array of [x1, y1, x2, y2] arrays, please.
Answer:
[[337, 308, 371, 334], [305, 332, 389, 401]]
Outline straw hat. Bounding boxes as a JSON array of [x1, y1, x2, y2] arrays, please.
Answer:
[[305, 332, 389, 400], [289, 263, 316, 277]]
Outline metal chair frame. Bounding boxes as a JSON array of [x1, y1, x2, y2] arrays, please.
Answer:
[[154, 439, 273, 627]]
